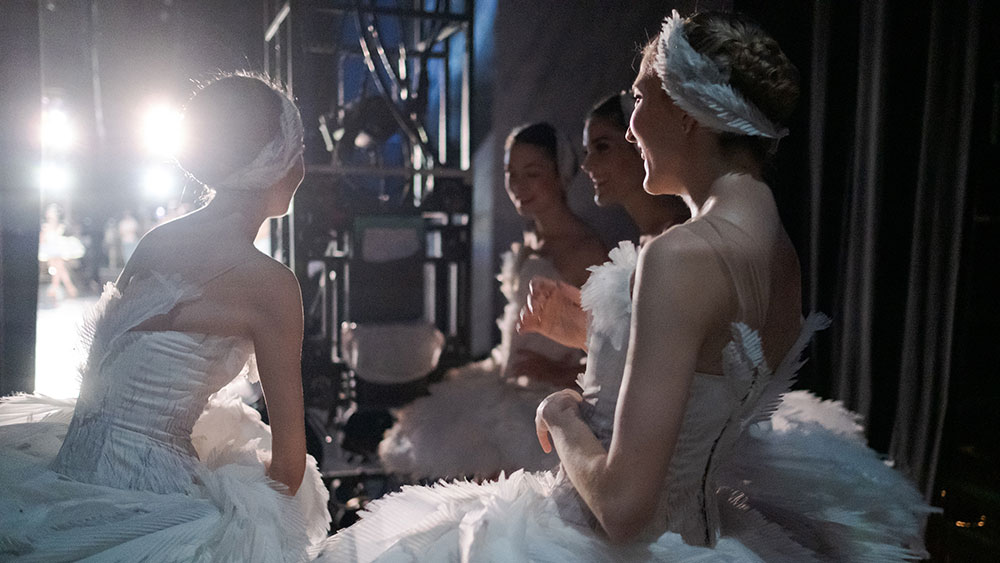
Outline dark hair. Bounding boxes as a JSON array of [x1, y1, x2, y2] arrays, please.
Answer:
[[588, 93, 629, 131], [505, 122, 559, 165], [641, 12, 800, 162], [175, 73, 286, 188]]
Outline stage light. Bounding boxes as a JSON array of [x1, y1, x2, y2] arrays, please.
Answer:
[[142, 166, 178, 200], [40, 108, 76, 153], [38, 162, 72, 193], [141, 103, 183, 157]]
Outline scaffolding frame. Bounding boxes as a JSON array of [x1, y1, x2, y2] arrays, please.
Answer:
[[263, 0, 475, 430]]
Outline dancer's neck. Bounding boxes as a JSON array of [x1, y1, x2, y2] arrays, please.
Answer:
[[194, 194, 271, 243], [528, 203, 579, 244]]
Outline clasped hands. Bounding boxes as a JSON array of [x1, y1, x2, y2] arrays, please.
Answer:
[[519, 276, 588, 453]]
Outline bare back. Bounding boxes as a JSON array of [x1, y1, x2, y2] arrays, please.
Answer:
[[118, 208, 307, 493], [674, 174, 802, 374], [120, 213, 298, 341]]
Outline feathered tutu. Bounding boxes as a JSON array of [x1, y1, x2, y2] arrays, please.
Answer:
[[0, 382, 330, 562], [0, 272, 331, 562], [378, 243, 583, 480]]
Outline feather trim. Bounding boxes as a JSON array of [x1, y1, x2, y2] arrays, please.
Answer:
[[745, 312, 831, 427], [78, 273, 193, 392], [580, 241, 638, 352], [654, 10, 788, 139]]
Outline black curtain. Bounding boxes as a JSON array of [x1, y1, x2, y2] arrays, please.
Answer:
[[888, 0, 980, 498], [0, 1, 41, 395], [741, 0, 984, 500]]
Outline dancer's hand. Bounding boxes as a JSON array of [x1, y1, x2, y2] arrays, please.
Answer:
[[518, 277, 588, 351], [535, 388, 583, 454]]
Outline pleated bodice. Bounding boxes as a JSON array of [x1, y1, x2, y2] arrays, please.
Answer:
[[50, 272, 253, 494]]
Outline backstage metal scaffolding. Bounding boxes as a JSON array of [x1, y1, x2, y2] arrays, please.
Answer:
[[262, 0, 474, 452]]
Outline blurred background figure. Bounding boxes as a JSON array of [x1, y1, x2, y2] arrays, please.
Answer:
[[38, 203, 83, 300], [117, 208, 140, 263], [104, 216, 122, 272]]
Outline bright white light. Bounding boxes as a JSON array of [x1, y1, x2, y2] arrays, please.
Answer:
[[40, 108, 76, 152], [141, 103, 183, 157], [142, 167, 177, 200], [38, 162, 72, 193]]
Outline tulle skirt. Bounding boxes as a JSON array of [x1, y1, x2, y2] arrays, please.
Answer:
[[319, 468, 791, 563], [0, 385, 331, 562], [378, 357, 560, 480], [327, 391, 934, 563]]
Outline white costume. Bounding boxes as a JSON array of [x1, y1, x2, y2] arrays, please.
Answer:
[[379, 243, 585, 479], [0, 75, 329, 562], [0, 269, 330, 562], [324, 204, 933, 562]]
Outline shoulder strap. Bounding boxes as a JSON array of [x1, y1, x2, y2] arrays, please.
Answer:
[[681, 215, 770, 328], [193, 257, 247, 289]]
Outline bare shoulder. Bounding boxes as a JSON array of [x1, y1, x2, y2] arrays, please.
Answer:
[[640, 223, 720, 276], [632, 223, 736, 346], [234, 253, 303, 341], [243, 252, 301, 304]]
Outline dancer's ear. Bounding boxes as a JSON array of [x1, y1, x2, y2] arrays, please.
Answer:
[[680, 112, 697, 135]]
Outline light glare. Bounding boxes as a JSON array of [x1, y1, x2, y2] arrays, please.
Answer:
[[40, 109, 76, 152], [142, 167, 177, 200], [38, 162, 72, 193], [142, 104, 183, 157]]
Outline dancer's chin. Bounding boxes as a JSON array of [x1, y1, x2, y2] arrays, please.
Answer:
[[267, 203, 293, 218]]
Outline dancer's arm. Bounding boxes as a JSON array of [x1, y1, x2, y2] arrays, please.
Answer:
[[251, 262, 307, 495], [536, 230, 730, 543]]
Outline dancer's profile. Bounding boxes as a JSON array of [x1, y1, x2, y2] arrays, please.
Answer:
[[518, 92, 690, 351], [378, 122, 607, 480]]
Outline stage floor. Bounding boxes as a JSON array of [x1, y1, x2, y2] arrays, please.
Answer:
[[34, 289, 99, 398]]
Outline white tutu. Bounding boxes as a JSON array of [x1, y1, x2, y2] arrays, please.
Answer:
[[379, 362, 558, 480], [0, 383, 330, 562], [326, 389, 934, 563], [378, 243, 583, 479], [0, 270, 331, 562], [320, 470, 785, 563], [329, 232, 934, 562], [720, 390, 935, 561]]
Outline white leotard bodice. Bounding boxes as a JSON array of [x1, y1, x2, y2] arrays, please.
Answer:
[[51, 271, 253, 494], [496, 242, 585, 383]]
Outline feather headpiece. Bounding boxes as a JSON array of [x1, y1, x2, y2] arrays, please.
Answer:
[[654, 10, 787, 139]]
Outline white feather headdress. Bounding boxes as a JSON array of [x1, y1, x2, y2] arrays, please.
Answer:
[[654, 10, 787, 139]]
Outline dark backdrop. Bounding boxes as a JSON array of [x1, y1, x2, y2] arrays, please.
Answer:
[[0, 1, 42, 395], [739, 0, 997, 556]]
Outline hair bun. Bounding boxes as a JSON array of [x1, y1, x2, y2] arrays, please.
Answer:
[[176, 73, 285, 189], [686, 12, 800, 128]]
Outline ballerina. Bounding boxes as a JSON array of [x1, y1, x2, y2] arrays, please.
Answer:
[[518, 92, 690, 352], [38, 203, 84, 300], [0, 72, 330, 562], [378, 122, 608, 480], [322, 11, 932, 562]]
